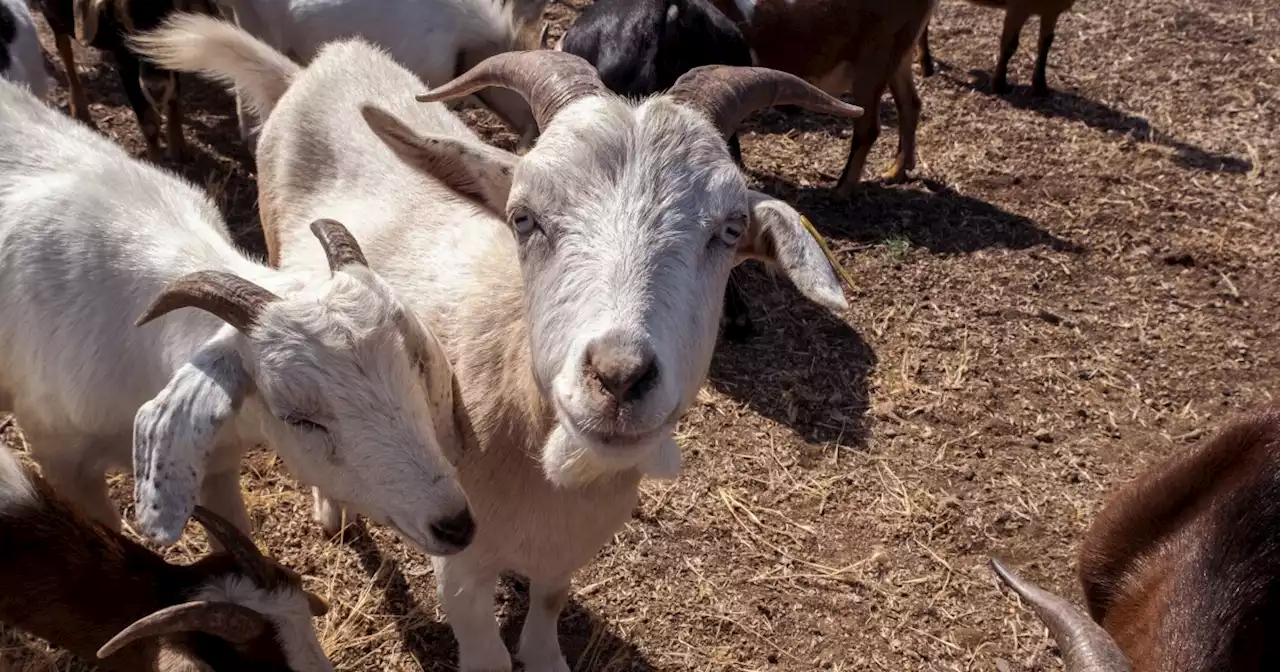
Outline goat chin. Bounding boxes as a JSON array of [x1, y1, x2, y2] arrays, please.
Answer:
[[541, 426, 682, 487]]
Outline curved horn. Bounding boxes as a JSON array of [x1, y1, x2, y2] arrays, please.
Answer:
[[97, 601, 267, 659], [667, 66, 864, 139], [416, 51, 605, 131], [309, 218, 368, 272], [135, 271, 279, 333], [990, 558, 1132, 672], [191, 505, 276, 589]]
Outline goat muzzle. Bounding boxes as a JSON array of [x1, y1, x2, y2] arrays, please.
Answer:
[[135, 271, 279, 333], [415, 51, 606, 132], [667, 65, 864, 140], [97, 601, 268, 659]]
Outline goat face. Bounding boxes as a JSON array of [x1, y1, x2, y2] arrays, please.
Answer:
[[377, 53, 856, 484], [132, 220, 473, 556]]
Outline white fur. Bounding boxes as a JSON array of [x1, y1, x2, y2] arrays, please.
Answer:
[[0, 443, 35, 511], [196, 576, 332, 671], [0, 0, 51, 99], [210, 0, 545, 149], [0, 80, 471, 554], [133, 17, 847, 672]]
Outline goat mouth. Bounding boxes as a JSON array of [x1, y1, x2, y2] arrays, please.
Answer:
[[555, 401, 667, 451], [388, 517, 469, 557]]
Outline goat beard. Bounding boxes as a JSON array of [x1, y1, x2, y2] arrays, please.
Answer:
[[541, 425, 681, 488]]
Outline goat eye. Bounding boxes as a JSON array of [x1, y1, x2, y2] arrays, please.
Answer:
[[718, 217, 746, 246], [509, 209, 538, 236], [285, 416, 327, 433]]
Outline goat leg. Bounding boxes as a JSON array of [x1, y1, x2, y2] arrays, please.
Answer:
[[993, 6, 1031, 94], [916, 24, 935, 76], [53, 33, 95, 127], [881, 58, 920, 183], [1033, 12, 1061, 96]]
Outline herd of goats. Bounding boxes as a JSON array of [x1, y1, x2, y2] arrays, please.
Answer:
[[0, 0, 1273, 671]]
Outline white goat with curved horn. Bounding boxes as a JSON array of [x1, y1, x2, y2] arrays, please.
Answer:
[[133, 15, 859, 671]]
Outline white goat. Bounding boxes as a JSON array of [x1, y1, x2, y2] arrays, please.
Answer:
[[213, 0, 547, 150], [136, 14, 857, 672], [0, 79, 475, 556], [0, 0, 51, 98]]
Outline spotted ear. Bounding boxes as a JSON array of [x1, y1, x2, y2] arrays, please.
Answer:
[[738, 191, 848, 313], [73, 0, 111, 43], [132, 333, 250, 545], [396, 310, 471, 463], [360, 104, 516, 216]]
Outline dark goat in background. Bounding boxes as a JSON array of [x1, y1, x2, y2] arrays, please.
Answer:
[[991, 404, 1280, 671], [38, 0, 216, 160], [0, 444, 331, 670], [560, 0, 757, 341]]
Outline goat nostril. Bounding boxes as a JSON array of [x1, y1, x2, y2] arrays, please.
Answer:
[[585, 335, 659, 402], [429, 509, 476, 549]]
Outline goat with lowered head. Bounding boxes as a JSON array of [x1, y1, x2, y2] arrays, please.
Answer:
[[0, 0, 52, 97], [991, 404, 1280, 671], [135, 14, 857, 672], [210, 0, 548, 152], [39, 0, 219, 160], [0, 78, 474, 555], [558, 0, 758, 341], [0, 443, 332, 670], [710, 0, 937, 193]]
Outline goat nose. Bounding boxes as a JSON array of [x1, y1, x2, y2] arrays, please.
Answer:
[[429, 509, 476, 549], [584, 332, 659, 402]]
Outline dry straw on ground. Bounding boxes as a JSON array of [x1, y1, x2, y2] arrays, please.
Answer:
[[3, 0, 1277, 669]]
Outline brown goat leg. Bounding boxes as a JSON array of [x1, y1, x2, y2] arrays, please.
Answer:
[[1033, 12, 1061, 96], [916, 24, 935, 76], [53, 33, 94, 126], [882, 59, 920, 183], [993, 6, 1031, 94]]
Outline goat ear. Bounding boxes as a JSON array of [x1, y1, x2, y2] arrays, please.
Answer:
[[360, 104, 515, 216], [133, 334, 250, 545], [399, 310, 472, 463], [73, 0, 111, 42], [738, 191, 848, 313]]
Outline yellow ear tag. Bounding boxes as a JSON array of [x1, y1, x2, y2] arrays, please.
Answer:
[[799, 215, 857, 293]]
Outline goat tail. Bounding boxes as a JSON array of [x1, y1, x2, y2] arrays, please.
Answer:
[[129, 13, 300, 123]]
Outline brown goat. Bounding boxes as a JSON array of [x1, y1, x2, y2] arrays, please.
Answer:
[[991, 405, 1280, 671], [0, 444, 333, 671], [710, 0, 935, 195], [917, 0, 1076, 95]]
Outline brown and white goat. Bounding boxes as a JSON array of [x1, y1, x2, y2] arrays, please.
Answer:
[[917, 0, 1076, 95], [711, 0, 937, 194], [0, 444, 333, 671], [991, 404, 1280, 671]]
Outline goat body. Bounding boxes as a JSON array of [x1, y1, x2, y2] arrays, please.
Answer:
[[993, 405, 1280, 671], [0, 443, 332, 671], [0, 0, 51, 97], [0, 78, 472, 557], [137, 14, 854, 672], [212, 0, 546, 150], [712, 0, 936, 194], [916, 0, 1076, 94]]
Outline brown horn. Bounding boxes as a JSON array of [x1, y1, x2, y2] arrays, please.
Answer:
[[667, 65, 864, 139], [191, 505, 276, 590], [990, 558, 1132, 672], [416, 51, 605, 131], [309, 218, 368, 272], [97, 601, 267, 659], [135, 271, 278, 333]]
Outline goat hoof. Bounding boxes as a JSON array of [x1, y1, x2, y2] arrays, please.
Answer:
[[515, 653, 569, 672], [312, 493, 347, 541], [992, 79, 1012, 95], [880, 164, 910, 184]]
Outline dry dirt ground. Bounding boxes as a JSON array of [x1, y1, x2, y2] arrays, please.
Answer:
[[2, 0, 1278, 670]]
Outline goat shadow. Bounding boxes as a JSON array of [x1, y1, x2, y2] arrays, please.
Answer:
[[342, 524, 657, 672], [929, 60, 1251, 175]]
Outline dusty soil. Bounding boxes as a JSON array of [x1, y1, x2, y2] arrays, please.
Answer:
[[3, 0, 1278, 670]]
